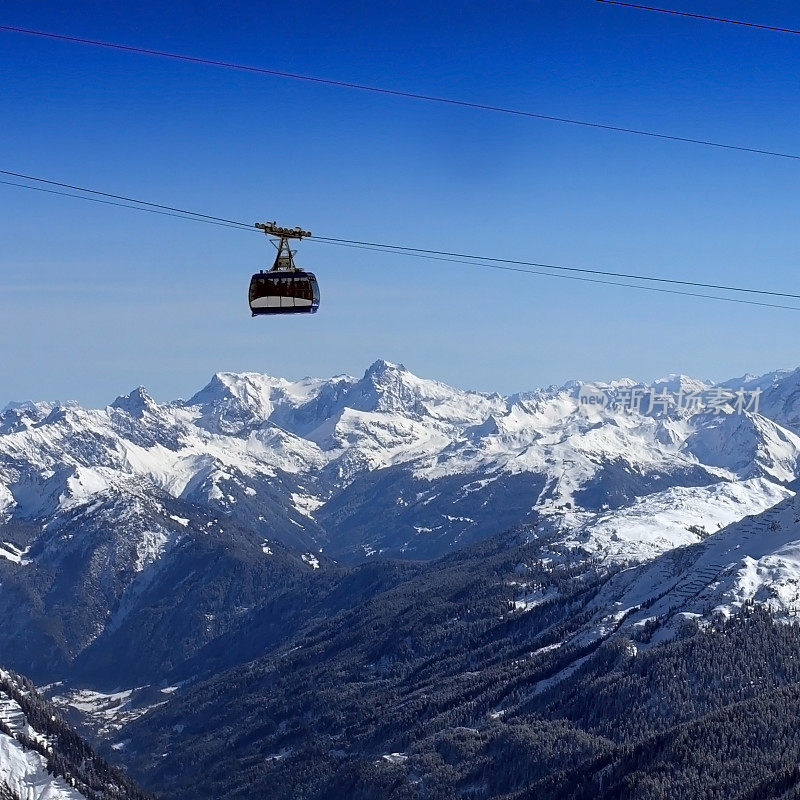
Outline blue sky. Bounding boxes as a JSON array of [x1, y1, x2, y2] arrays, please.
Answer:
[[2, 0, 800, 405]]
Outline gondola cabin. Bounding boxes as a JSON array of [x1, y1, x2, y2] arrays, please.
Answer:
[[249, 270, 320, 314], [250, 221, 319, 316]]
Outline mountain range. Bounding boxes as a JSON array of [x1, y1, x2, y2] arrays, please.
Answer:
[[6, 360, 800, 797]]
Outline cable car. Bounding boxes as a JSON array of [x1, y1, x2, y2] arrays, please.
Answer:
[[249, 222, 320, 315]]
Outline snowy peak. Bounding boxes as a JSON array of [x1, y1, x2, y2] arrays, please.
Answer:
[[729, 367, 800, 434], [340, 359, 504, 424], [0, 408, 37, 435], [189, 371, 284, 411], [721, 367, 800, 392], [684, 410, 800, 483], [186, 372, 281, 432], [1, 400, 50, 416], [366, 358, 406, 377], [110, 386, 156, 418], [186, 370, 344, 434], [651, 373, 711, 396], [345, 360, 428, 414]]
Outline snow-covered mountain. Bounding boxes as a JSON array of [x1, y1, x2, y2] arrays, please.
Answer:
[[588, 490, 800, 642], [3, 359, 800, 563], [4, 359, 800, 685]]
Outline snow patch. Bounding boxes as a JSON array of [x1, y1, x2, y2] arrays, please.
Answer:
[[301, 553, 320, 569]]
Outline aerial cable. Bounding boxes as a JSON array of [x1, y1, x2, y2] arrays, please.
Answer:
[[2, 170, 799, 311], [595, 1, 800, 35], [309, 239, 800, 311], [0, 169, 252, 229], [0, 180, 254, 231], [311, 234, 800, 301], [4, 169, 799, 301], [2, 23, 800, 162], [9, 175, 795, 311]]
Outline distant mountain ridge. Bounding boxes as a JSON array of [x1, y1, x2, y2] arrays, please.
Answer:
[[3, 359, 800, 556], [2, 359, 800, 688]]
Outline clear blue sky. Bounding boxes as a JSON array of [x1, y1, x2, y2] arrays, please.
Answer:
[[3, 0, 800, 406]]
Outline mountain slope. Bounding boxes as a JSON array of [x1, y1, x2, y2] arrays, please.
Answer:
[[0, 667, 154, 800], [0, 488, 323, 685], [580, 490, 800, 646], [111, 520, 800, 800]]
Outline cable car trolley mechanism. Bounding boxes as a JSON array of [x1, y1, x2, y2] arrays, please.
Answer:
[[249, 221, 320, 316]]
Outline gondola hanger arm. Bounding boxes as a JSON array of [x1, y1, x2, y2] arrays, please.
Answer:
[[255, 221, 311, 239]]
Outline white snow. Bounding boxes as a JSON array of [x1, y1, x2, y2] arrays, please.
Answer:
[[566, 492, 800, 647], [512, 587, 559, 611], [290, 492, 323, 518], [265, 746, 294, 761], [380, 753, 408, 764], [301, 553, 320, 569], [553, 478, 792, 565], [0, 542, 30, 565], [0, 731, 88, 799], [134, 529, 170, 572]]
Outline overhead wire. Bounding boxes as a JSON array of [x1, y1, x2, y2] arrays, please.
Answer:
[[310, 234, 800, 301], [0, 180, 255, 231], [309, 238, 800, 311], [594, 1, 800, 36], [2, 169, 799, 312], [0, 169, 252, 229], [1, 23, 800, 162]]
